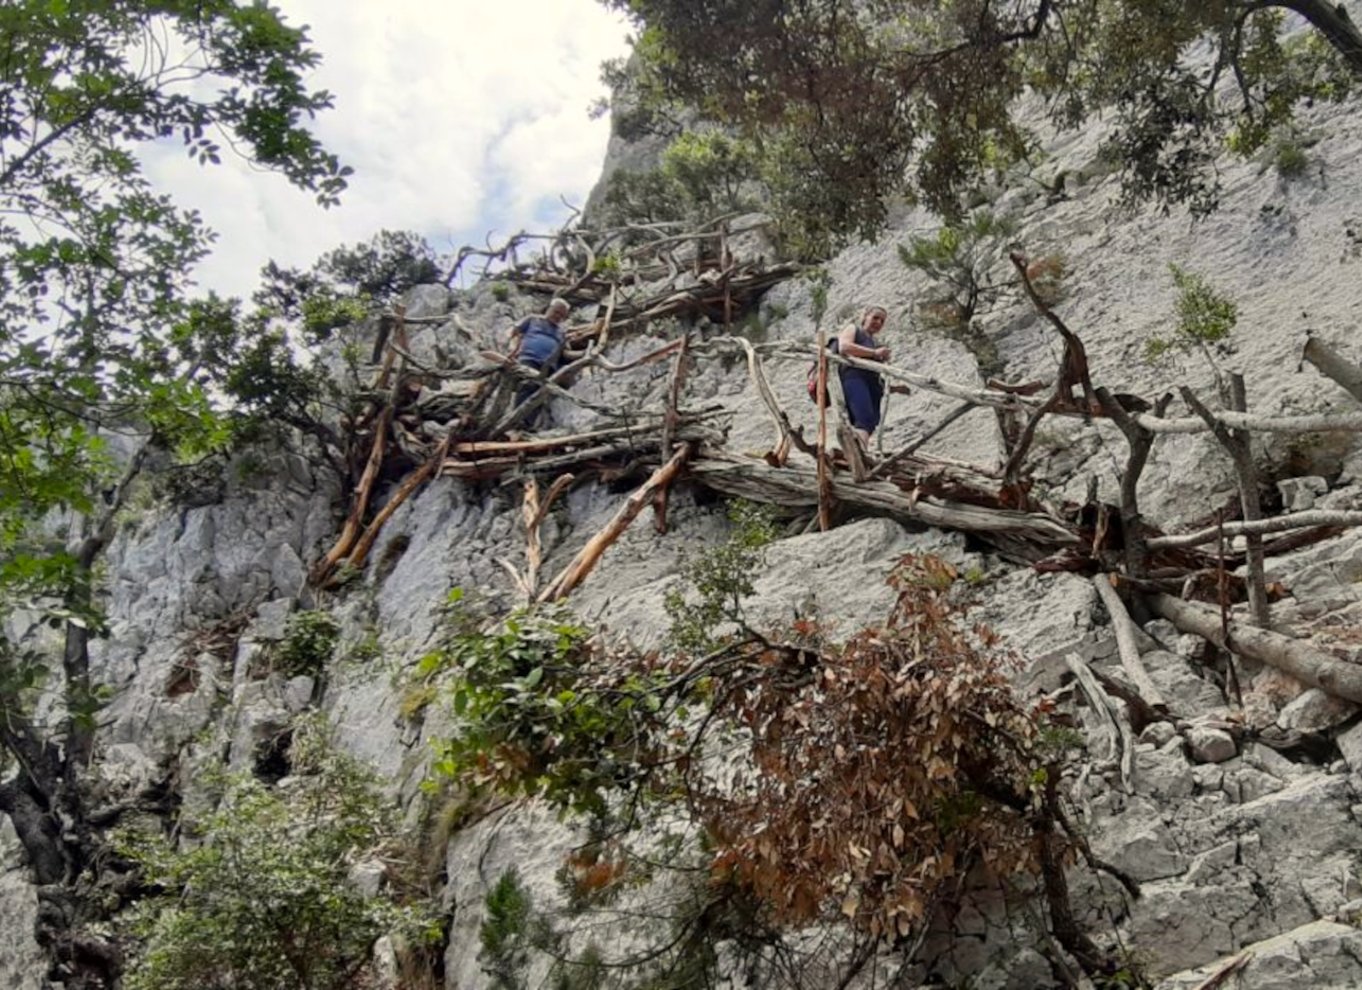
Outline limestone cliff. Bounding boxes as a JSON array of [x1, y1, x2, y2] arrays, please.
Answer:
[[9, 60, 1362, 990]]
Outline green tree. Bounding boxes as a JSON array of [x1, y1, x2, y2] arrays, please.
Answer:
[[120, 722, 431, 990], [599, 131, 759, 227], [0, 2, 349, 981], [602, 0, 1361, 250], [254, 229, 442, 337]]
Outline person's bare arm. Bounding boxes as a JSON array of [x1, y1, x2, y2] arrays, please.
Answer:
[[837, 324, 889, 361]]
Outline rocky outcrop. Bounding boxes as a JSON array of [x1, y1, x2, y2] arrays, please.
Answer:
[[11, 43, 1362, 990]]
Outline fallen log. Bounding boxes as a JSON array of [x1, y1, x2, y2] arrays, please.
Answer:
[[338, 432, 452, 580], [1146, 510, 1362, 550], [689, 456, 1080, 552], [311, 407, 393, 584], [1065, 653, 1135, 793], [1150, 594, 1362, 704], [654, 333, 692, 532], [1302, 334, 1362, 405]]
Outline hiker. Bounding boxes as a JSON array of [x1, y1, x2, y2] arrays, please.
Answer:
[[507, 297, 582, 426], [836, 305, 891, 445]]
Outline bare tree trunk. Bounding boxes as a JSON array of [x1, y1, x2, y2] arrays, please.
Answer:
[[1180, 383, 1269, 627], [1278, 0, 1362, 74], [1301, 334, 1362, 404], [538, 444, 694, 602]]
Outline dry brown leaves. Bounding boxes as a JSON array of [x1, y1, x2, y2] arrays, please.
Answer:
[[699, 555, 1048, 940]]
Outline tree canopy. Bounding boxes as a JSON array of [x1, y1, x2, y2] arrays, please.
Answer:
[[0, 0, 350, 562], [0, 5, 350, 977], [603, 0, 1362, 253]]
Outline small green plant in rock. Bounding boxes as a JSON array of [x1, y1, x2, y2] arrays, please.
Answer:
[[480, 869, 536, 989], [275, 610, 340, 678], [1274, 136, 1310, 178], [1144, 264, 1239, 392], [491, 282, 511, 302], [664, 500, 777, 655], [591, 250, 624, 280], [897, 211, 1018, 333]]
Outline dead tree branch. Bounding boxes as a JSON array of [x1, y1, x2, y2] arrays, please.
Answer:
[[1151, 594, 1362, 703]]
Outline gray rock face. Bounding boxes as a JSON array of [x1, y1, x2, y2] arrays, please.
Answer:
[[1185, 726, 1238, 764], [0, 817, 43, 990], [1155, 921, 1362, 990]]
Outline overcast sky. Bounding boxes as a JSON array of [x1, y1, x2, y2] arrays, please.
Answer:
[[140, 1, 632, 301]]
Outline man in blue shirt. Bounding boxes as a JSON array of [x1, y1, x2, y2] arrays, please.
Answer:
[[507, 297, 582, 427]]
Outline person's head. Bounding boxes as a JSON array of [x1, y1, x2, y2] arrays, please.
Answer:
[[546, 298, 571, 324], [861, 305, 888, 334]]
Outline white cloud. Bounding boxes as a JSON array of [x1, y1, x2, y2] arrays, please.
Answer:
[[141, 0, 631, 300]]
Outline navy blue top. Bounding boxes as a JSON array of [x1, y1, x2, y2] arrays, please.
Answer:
[[839, 327, 882, 382], [515, 316, 566, 368]]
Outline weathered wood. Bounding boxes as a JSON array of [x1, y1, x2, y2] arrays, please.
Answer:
[[1146, 510, 1362, 549], [816, 328, 833, 531], [340, 432, 451, 578], [868, 401, 975, 481], [1091, 575, 1168, 713], [311, 407, 393, 584], [1093, 388, 1169, 580], [1065, 653, 1135, 793], [689, 456, 1080, 550], [1302, 334, 1362, 405], [1181, 383, 1269, 627], [450, 423, 669, 457], [734, 336, 793, 467], [538, 444, 694, 602], [653, 333, 693, 533], [1150, 594, 1362, 703], [521, 480, 542, 600]]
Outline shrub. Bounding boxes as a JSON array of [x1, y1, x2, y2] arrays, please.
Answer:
[[1273, 136, 1310, 178], [119, 720, 434, 990], [663, 500, 777, 655], [275, 610, 340, 678], [897, 211, 1018, 332], [1144, 263, 1238, 376]]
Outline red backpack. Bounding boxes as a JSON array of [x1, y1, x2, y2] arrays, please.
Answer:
[[806, 338, 839, 405]]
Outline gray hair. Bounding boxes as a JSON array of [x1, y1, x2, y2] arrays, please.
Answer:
[[548, 297, 571, 315]]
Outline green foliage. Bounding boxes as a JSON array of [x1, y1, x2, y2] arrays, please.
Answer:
[[425, 592, 665, 817], [254, 229, 441, 334], [897, 211, 1018, 332], [664, 500, 777, 655], [479, 869, 539, 989], [274, 610, 340, 678], [491, 282, 512, 302], [119, 720, 432, 990], [1145, 263, 1239, 363], [0, 1, 351, 714], [591, 250, 625, 279], [599, 131, 758, 228], [605, 0, 1358, 243], [1273, 135, 1311, 178]]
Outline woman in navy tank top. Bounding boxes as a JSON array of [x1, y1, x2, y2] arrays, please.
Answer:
[[836, 305, 890, 446]]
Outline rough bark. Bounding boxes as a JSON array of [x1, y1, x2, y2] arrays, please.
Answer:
[[1146, 509, 1362, 549], [1151, 594, 1362, 703], [689, 456, 1080, 552]]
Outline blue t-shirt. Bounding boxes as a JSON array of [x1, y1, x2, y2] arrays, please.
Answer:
[[515, 316, 566, 368]]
